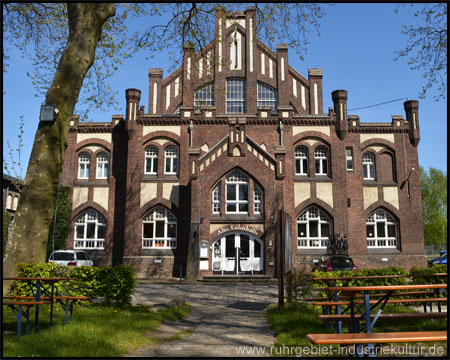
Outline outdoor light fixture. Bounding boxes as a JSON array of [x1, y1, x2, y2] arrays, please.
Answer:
[[39, 104, 56, 122]]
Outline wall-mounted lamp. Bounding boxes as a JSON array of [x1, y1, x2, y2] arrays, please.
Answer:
[[40, 104, 57, 122]]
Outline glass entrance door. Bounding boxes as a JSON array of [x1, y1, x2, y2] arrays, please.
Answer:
[[212, 233, 263, 275]]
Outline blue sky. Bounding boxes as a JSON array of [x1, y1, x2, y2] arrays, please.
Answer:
[[3, 3, 447, 180]]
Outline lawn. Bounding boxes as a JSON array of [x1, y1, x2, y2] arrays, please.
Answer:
[[2, 301, 191, 357], [267, 302, 447, 357]]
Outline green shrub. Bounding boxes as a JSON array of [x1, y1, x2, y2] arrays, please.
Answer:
[[3, 211, 12, 255], [8, 263, 136, 305], [409, 265, 447, 284], [285, 272, 313, 304]]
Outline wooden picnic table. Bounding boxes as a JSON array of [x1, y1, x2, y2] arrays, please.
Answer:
[[325, 284, 447, 334], [3, 277, 73, 332]]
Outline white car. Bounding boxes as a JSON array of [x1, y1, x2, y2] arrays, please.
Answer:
[[48, 250, 93, 267]]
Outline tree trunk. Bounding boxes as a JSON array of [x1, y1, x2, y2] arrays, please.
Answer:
[[3, 3, 116, 292]]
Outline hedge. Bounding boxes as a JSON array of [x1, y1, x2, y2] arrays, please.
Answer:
[[3, 211, 12, 255], [7, 263, 136, 305]]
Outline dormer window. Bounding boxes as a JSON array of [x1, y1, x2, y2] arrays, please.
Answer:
[[195, 84, 214, 110], [257, 82, 278, 111], [226, 79, 246, 114]]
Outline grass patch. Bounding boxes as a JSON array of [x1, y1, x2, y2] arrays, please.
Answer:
[[3, 301, 191, 357], [267, 302, 447, 357]]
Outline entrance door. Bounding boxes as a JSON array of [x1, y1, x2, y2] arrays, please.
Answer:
[[212, 233, 263, 275]]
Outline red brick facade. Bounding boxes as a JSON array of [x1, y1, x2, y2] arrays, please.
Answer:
[[62, 7, 426, 279]]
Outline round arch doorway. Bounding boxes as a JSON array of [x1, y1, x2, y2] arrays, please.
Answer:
[[212, 232, 263, 275]]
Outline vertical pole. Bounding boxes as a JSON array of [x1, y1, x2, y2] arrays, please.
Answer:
[[50, 283, 55, 327], [35, 280, 41, 333], [277, 209, 284, 308], [17, 305, 22, 339]]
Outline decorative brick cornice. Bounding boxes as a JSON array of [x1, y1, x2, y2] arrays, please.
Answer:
[[69, 126, 113, 133]]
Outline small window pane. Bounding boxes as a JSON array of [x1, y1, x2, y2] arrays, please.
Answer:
[[298, 223, 307, 238], [377, 222, 385, 237], [387, 224, 396, 237], [321, 223, 330, 237], [227, 203, 236, 212], [86, 223, 95, 239], [254, 240, 261, 258], [239, 203, 248, 212], [367, 224, 375, 238], [239, 185, 248, 201], [227, 185, 236, 200], [76, 225, 84, 239], [155, 221, 165, 238], [226, 235, 235, 257], [310, 221, 319, 237], [97, 225, 106, 239], [167, 224, 177, 238], [143, 223, 154, 238], [240, 236, 250, 257]]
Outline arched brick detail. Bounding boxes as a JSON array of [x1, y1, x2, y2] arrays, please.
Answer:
[[139, 199, 179, 219], [71, 202, 108, 222], [364, 202, 400, 222], [361, 139, 395, 152], [293, 132, 331, 147], [205, 165, 269, 193], [294, 199, 336, 222], [76, 139, 112, 153], [142, 132, 181, 147]]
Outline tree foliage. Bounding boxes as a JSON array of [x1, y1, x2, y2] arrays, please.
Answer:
[[420, 166, 447, 247], [394, 3, 447, 101]]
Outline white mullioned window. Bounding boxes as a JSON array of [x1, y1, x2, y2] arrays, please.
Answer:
[[363, 153, 375, 180], [257, 82, 278, 111], [74, 209, 106, 249], [253, 184, 262, 214], [225, 171, 249, 213], [346, 148, 354, 171], [212, 183, 221, 214], [297, 206, 331, 248], [195, 83, 214, 110], [314, 146, 328, 176], [78, 152, 91, 179], [226, 78, 246, 114], [145, 146, 158, 175], [165, 146, 178, 175], [366, 209, 398, 248], [96, 152, 109, 179], [142, 207, 177, 248], [295, 146, 308, 175]]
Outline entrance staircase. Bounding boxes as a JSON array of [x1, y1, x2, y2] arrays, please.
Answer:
[[199, 275, 277, 284]]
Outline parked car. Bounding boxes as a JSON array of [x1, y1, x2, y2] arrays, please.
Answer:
[[314, 255, 358, 272], [48, 250, 93, 267], [427, 252, 447, 267]]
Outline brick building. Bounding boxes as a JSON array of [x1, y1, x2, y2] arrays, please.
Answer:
[[62, 7, 426, 279], [3, 174, 22, 216]]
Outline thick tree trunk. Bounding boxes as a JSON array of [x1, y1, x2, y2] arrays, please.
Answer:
[[3, 4, 116, 291]]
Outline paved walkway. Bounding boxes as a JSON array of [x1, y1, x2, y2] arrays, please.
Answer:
[[125, 281, 278, 357]]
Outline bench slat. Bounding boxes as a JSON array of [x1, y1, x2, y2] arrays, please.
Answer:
[[318, 312, 447, 322], [3, 301, 51, 306], [306, 331, 447, 344], [314, 297, 447, 306]]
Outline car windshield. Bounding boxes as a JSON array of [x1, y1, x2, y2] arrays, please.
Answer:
[[52, 252, 75, 261], [440, 253, 447, 259], [331, 257, 353, 268]]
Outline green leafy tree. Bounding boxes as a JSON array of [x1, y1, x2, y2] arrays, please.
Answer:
[[420, 166, 447, 247], [2, 3, 327, 289], [394, 3, 447, 101]]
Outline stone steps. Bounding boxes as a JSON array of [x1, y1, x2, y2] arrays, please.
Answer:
[[199, 275, 277, 284]]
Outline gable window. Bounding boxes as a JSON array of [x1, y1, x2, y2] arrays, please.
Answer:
[[145, 146, 158, 175], [314, 146, 328, 176], [346, 148, 354, 171], [142, 207, 177, 248], [366, 209, 397, 248], [74, 209, 106, 249], [363, 153, 375, 180], [295, 146, 308, 175], [78, 153, 90, 179], [257, 82, 278, 111], [226, 79, 246, 114], [297, 206, 331, 248], [253, 184, 262, 214], [212, 183, 221, 214], [195, 84, 214, 110], [226, 171, 249, 213], [165, 146, 178, 175], [96, 152, 109, 179]]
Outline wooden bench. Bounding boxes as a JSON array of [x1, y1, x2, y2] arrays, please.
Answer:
[[3, 300, 51, 338], [301, 291, 438, 303], [306, 330, 447, 345], [318, 312, 447, 323], [313, 297, 447, 306]]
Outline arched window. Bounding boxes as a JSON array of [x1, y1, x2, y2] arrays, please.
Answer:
[[363, 153, 375, 180], [7, 194, 13, 210], [226, 78, 246, 114], [96, 152, 109, 179], [295, 146, 308, 175], [142, 207, 177, 248], [145, 146, 158, 175], [297, 206, 331, 248], [366, 209, 398, 248], [226, 171, 249, 214], [164, 146, 178, 175], [74, 209, 106, 249], [253, 184, 262, 214], [212, 182, 221, 214], [314, 146, 329, 176], [195, 83, 214, 110], [13, 196, 19, 210], [78, 153, 91, 179], [257, 82, 278, 111]]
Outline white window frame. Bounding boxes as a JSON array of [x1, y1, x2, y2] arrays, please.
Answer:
[[366, 209, 398, 248], [145, 146, 158, 175], [295, 146, 308, 175], [164, 146, 178, 175], [257, 82, 278, 111], [195, 83, 214, 110], [363, 153, 375, 180], [226, 78, 246, 114], [314, 146, 328, 176], [253, 184, 262, 214], [225, 171, 249, 214], [142, 207, 177, 249], [346, 148, 354, 171], [78, 153, 91, 179], [212, 183, 221, 214], [297, 206, 331, 248], [96, 152, 109, 179], [74, 209, 106, 249]]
